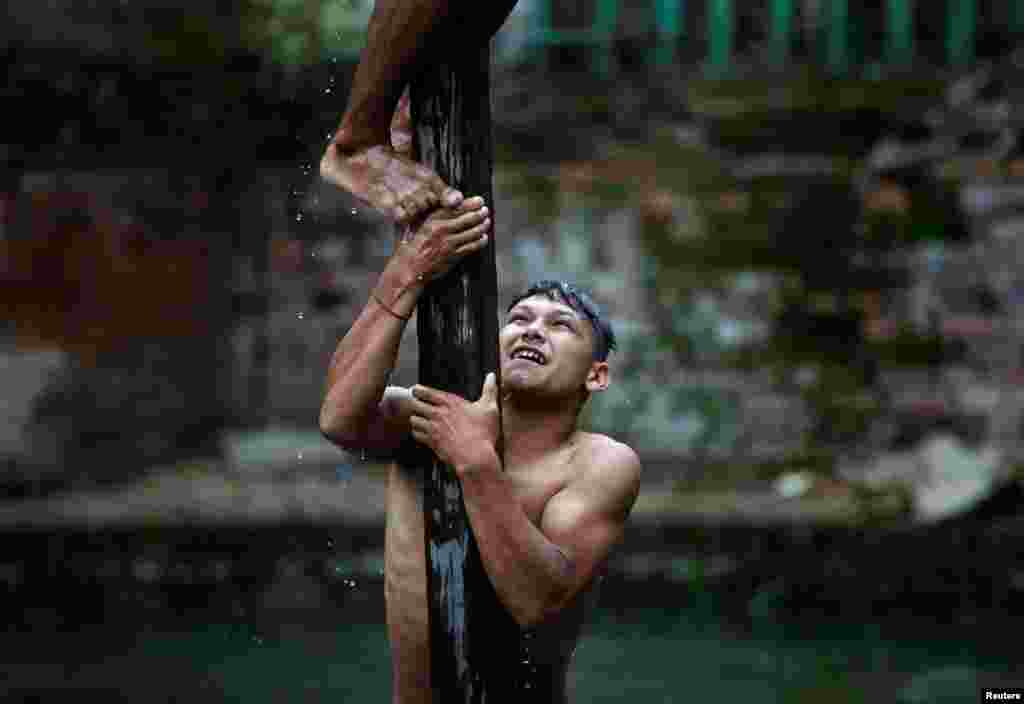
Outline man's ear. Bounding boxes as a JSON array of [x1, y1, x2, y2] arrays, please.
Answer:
[[585, 361, 609, 393]]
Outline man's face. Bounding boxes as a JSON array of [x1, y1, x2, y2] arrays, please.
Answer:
[[499, 294, 605, 402]]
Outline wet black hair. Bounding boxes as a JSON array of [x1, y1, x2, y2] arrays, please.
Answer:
[[505, 280, 616, 362]]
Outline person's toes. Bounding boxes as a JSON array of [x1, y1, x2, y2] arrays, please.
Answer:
[[442, 187, 464, 208], [463, 196, 485, 212], [396, 194, 422, 224], [393, 201, 412, 225], [417, 189, 439, 214]]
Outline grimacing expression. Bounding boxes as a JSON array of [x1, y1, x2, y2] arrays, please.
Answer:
[[499, 294, 602, 400]]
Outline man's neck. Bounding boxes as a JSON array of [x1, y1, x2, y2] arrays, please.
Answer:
[[500, 394, 579, 467]]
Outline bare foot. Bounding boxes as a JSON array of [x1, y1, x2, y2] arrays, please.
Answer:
[[320, 138, 464, 225]]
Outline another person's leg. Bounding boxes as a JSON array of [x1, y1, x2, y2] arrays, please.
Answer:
[[321, 0, 518, 225]]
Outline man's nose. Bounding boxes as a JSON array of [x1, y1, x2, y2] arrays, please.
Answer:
[[522, 324, 544, 342]]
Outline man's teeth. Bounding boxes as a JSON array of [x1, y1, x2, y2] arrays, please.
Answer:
[[513, 350, 544, 364]]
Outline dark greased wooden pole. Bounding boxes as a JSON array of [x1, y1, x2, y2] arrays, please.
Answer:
[[409, 37, 525, 703]]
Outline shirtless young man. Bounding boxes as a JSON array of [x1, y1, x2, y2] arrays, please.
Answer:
[[319, 205, 641, 702], [320, 0, 519, 225]]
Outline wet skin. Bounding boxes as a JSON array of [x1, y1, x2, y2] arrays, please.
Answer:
[[388, 297, 639, 702], [320, 200, 640, 703], [323, 89, 465, 224], [384, 429, 614, 703], [320, 141, 464, 226], [320, 0, 519, 225]]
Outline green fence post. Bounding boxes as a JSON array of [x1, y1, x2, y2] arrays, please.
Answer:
[[769, 0, 793, 67], [531, 0, 553, 69], [826, 0, 849, 75], [592, 0, 620, 77], [947, 0, 976, 68], [886, 0, 914, 68], [708, 0, 733, 75], [654, 0, 683, 67]]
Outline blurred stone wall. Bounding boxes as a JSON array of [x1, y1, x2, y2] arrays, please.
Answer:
[[4, 13, 1024, 499], [253, 55, 1024, 482], [0, 169, 227, 491]]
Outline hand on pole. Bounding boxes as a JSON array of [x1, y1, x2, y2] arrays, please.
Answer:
[[409, 372, 500, 474], [391, 196, 491, 286]]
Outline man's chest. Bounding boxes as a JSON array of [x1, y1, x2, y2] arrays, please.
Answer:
[[389, 446, 578, 528], [503, 457, 576, 526]]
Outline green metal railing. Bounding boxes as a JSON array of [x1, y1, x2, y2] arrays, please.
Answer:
[[947, 0, 977, 69], [769, 0, 794, 66], [314, 1, 1019, 75], [523, 0, 1019, 77], [528, 0, 621, 76]]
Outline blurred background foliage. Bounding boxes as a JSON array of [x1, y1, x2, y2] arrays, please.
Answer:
[[241, 0, 372, 65]]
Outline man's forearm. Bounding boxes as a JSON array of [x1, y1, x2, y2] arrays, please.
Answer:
[[319, 255, 423, 442], [458, 449, 574, 627]]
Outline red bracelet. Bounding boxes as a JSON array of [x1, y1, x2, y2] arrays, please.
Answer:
[[371, 292, 411, 321]]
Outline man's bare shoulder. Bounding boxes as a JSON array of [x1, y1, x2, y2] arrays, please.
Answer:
[[539, 432, 640, 580], [571, 432, 641, 487], [574, 432, 640, 466]]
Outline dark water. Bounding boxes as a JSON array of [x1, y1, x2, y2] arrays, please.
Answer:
[[2, 523, 1020, 702], [3, 595, 1019, 703]]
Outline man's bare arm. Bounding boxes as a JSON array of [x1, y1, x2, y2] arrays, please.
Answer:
[[536, 438, 641, 605], [458, 438, 641, 627], [319, 198, 491, 454], [409, 380, 642, 626]]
